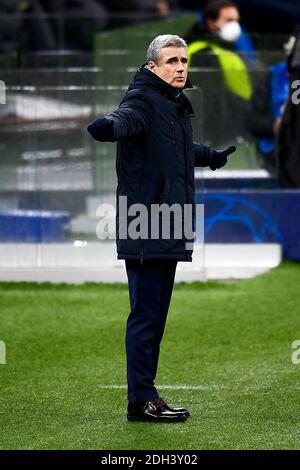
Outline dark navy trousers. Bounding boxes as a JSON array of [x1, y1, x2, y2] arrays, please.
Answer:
[[125, 259, 177, 405]]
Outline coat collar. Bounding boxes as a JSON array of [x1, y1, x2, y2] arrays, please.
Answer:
[[129, 64, 194, 100]]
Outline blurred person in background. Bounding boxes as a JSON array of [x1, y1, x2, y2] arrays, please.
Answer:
[[0, 0, 27, 53], [23, 0, 57, 51], [40, 0, 110, 50], [0, 0, 110, 52], [0, 0, 178, 53], [185, 0, 254, 147], [100, 0, 175, 28], [181, 0, 300, 34], [186, 0, 254, 101], [248, 37, 293, 175], [278, 33, 300, 187], [0, 0, 56, 53]]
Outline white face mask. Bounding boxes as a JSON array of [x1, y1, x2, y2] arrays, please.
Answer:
[[218, 21, 241, 42]]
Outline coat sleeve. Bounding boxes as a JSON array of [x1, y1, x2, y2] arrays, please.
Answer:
[[87, 89, 153, 142], [193, 142, 212, 167]]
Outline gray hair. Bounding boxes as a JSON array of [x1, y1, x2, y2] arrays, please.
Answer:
[[147, 34, 187, 64]]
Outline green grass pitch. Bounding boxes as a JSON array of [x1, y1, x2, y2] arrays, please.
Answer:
[[0, 262, 300, 450]]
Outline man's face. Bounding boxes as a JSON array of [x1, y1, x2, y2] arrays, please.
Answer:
[[207, 6, 240, 32], [148, 46, 188, 89]]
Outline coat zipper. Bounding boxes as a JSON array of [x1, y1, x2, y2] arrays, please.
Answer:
[[172, 119, 189, 250], [181, 120, 191, 251], [171, 121, 175, 144], [140, 249, 144, 264]]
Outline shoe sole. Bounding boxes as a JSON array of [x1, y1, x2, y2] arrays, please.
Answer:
[[127, 414, 188, 423]]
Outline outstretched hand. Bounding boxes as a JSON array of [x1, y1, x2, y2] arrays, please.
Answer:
[[87, 118, 115, 142], [210, 145, 236, 171]]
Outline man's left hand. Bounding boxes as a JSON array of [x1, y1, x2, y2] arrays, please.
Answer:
[[209, 145, 236, 171]]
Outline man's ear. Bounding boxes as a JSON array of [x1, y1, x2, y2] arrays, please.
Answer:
[[148, 60, 157, 72]]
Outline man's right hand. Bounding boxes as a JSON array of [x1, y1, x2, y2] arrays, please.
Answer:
[[87, 118, 115, 142]]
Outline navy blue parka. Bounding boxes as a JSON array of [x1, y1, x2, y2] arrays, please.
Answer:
[[88, 64, 219, 262]]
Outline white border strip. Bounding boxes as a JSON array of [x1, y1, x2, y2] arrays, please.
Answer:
[[194, 169, 271, 179]]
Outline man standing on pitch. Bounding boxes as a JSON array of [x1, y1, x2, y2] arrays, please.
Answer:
[[88, 34, 236, 422]]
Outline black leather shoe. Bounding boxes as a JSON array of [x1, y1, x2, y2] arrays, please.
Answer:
[[158, 396, 190, 418], [127, 397, 188, 422]]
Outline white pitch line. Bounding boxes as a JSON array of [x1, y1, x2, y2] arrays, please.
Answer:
[[97, 385, 210, 391], [96, 384, 273, 392]]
